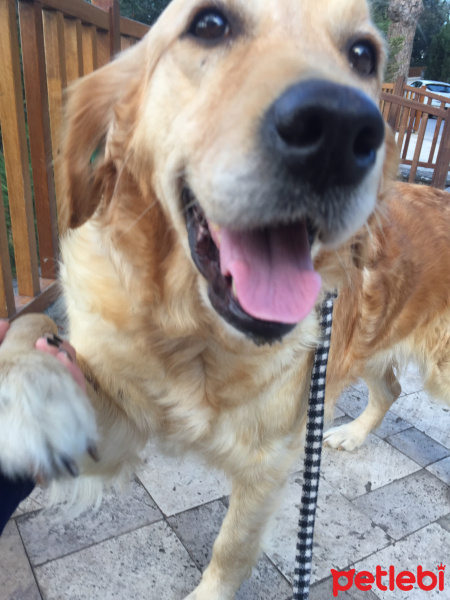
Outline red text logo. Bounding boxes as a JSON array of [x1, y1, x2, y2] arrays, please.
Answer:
[[331, 564, 445, 596]]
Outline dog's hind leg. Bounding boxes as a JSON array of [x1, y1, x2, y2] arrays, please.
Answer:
[[324, 365, 401, 451], [420, 328, 450, 406]]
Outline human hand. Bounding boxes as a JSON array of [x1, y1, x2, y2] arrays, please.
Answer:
[[0, 320, 86, 392]]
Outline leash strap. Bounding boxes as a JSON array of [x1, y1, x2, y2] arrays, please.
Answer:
[[293, 292, 336, 600]]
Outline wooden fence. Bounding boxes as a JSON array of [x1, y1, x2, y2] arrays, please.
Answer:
[[0, 0, 149, 319], [2, 9, 450, 319], [380, 76, 450, 187]]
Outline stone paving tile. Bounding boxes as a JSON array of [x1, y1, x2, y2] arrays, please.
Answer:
[[387, 428, 450, 467], [137, 440, 230, 516], [373, 411, 412, 440], [310, 576, 380, 599], [320, 434, 421, 500], [389, 392, 450, 449], [12, 486, 46, 518], [34, 521, 201, 600], [352, 523, 450, 600], [168, 500, 227, 570], [17, 478, 162, 566], [334, 406, 346, 419], [336, 387, 368, 419], [168, 500, 292, 600], [353, 470, 450, 540], [0, 520, 41, 600], [437, 512, 450, 533], [426, 456, 450, 486], [397, 364, 424, 396], [267, 474, 390, 585], [2, 365, 449, 600]]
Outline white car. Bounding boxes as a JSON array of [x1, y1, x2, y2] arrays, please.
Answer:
[[409, 79, 450, 109]]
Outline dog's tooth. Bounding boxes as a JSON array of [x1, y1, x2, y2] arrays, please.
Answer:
[[232, 279, 238, 299], [209, 223, 221, 247]]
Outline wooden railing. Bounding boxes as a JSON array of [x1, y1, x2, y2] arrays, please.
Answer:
[[0, 0, 149, 319], [2, 9, 450, 321], [380, 76, 450, 188]]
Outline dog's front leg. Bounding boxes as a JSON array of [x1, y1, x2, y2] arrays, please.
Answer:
[[0, 314, 97, 482], [185, 458, 292, 600]]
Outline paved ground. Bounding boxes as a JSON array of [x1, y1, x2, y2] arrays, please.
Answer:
[[1, 304, 449, 599]]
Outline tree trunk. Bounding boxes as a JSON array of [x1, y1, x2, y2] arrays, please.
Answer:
[[388, 0, 424, 80]]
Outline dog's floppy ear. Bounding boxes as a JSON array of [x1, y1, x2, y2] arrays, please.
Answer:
[[58, 46, 145, 232]]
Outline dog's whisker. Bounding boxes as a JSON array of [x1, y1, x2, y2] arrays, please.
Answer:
[[115, 201, 157, 241]]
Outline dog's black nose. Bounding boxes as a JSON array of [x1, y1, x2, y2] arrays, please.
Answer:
[[265, 79, 385, 191]]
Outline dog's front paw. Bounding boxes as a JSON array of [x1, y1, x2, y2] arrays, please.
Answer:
[[0, 350, 97, 481], [323, 422, 367, 451]]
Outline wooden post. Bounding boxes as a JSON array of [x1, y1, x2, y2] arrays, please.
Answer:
[[387, 76, 406, 132], [18, 0, 59, 280], [81, 24, 98, 75], [91, 0, 120, 58], [63, 18, 84, 83], [42, 9, 67, 225], [432, 114, 450, 188], [109, 0, 121, 58], [0, 0, 40, 297]]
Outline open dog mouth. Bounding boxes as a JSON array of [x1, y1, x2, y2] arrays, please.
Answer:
[[183, 189, 322, 344]]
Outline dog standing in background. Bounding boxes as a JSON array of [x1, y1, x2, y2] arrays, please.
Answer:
[[325, 182, 450, 451]]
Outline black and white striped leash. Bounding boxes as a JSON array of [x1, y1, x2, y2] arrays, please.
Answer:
[[293, 291, 337, 600]]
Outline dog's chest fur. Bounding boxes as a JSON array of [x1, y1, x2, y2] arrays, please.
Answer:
[[60, 224, 318, 467]]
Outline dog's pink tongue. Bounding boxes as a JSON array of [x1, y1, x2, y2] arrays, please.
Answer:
[[219, 222, 321, 323]]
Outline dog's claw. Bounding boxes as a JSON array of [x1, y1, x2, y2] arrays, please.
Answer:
[[61, 456, 80, 477], [88, 444, 100, 463]]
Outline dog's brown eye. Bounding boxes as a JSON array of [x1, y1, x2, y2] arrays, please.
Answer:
[[348, 41, 377, 76], [189, 9, 230, 41]]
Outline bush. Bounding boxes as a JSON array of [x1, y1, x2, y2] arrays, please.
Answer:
[[0, 150, 16, 276], [427, 22, 450, 81]]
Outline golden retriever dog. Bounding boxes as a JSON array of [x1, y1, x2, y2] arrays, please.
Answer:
[[0, 0, 393, 597], [324, 182, 450, 451]]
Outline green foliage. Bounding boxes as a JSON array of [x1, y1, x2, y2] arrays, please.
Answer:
[[0, 150, 16, 276], [119, 0, 171, 25], [427, 21, 450, 81], [411, 0, 449, 67], [369, 0, 450, 81], [370, 0, 390, 36]]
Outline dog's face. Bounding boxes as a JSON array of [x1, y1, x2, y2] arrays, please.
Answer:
[[61, 0, 390, 344]]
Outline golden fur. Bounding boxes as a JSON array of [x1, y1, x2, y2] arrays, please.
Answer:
[[0, 1, 399, 598], [324, 182, 450, 450]]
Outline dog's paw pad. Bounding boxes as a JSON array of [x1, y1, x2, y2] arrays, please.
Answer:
[[0, 351, 97, 481]]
